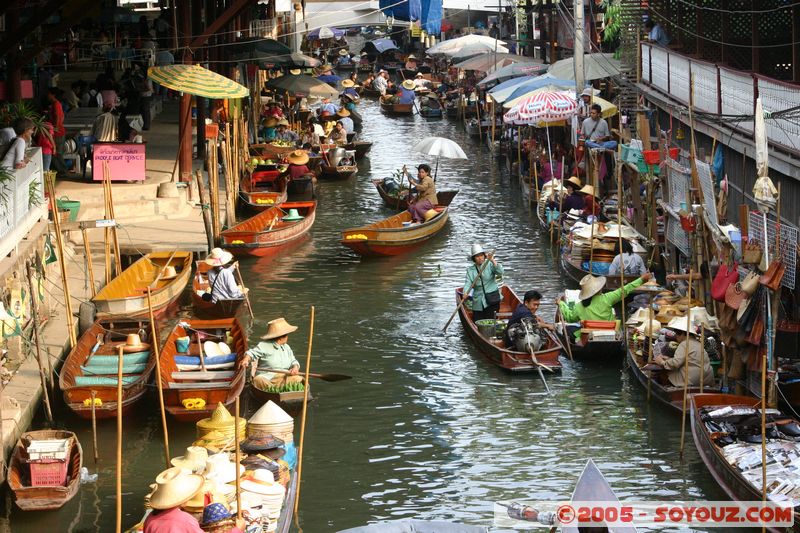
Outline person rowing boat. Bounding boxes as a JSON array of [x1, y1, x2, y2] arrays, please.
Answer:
[[244, 318, 303, 391]]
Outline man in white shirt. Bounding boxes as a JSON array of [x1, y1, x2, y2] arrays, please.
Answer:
[[373, 70, 389, 95], [581, 104, 616, 150]]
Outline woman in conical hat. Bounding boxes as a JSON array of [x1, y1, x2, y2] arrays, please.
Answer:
[[203, 248, 243, 304], [143, 467, 205, 531], [558, 272, 654, 341], [244, 318, 304, 392]]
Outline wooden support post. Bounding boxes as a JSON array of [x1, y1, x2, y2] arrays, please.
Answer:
[[26, 262, 53, 425], [47, 176, 77, 348], [82, 228, 96, 297]]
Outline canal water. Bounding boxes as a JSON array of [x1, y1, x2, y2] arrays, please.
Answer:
[[5, 99, 730, 532]]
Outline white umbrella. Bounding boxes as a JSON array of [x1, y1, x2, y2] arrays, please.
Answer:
[[478, 61, 547, 86], [426, 35, 506, 56], [446, 42, 509, 59], [412, 136, 467, 179], [547, 53, 621, 81], [317, 26, 335, 39]]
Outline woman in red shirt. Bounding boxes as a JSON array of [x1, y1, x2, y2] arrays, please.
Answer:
[[35, 122, 55, 171]]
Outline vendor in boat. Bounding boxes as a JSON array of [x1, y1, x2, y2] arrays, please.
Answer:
[[405, 54, 419, 71], [341, 93, 358, 114], [143, 467, 207, 533], [319, 96, 340, 117], [204, 248, 245, 303], [396, 80, 417, 104], [359, 51, 371, 66], [299, 122, 320, 148], [608, 239, 648, 277], [373, 70, 389, 95], [341, 78, 359, 98], [316, 64, 341, 86], [245, 317, 304, 391], [503, 290, 553, 347], [337, 49, 352, 66], [362, 73, 376, 90], [547, 176, 584, 214], [463, 244, 505, 322], [329, 121, 348, 145], [558, 273, 652, 340], [285, 149, 313, 179], [654, 316, 714, 388], [403, 163, 437, 223], [579, 185, 602, 219], [336, 108, 355, 134], [537, 153, 564, 186], [259, 117, 279, 142], [274, 119, 299, 144], [413, 73, 430, 89]]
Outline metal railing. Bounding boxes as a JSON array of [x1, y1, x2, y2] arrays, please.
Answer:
[[640, 43, 800, 155], [0, 148, 46, 260]]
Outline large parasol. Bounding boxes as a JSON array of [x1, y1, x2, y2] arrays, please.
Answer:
[[426, 34, 506, 56], [411, 136, 468, 180], [147, 64, 249, 98], [547, 53, 621, 81], [265, 73, 338, 99]]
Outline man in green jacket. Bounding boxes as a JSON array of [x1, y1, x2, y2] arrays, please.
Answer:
[[245, 317, 304, 391], [559, 272, 652, 339]]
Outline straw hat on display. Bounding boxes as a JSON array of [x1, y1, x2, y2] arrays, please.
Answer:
[[196, 403, 247, 441], [401, 79, 416, 90], [171, 446, 209, 473], [240, 469, 282, 495], [689, 306, 719, 331], [240, 435, 286, 460], [148, 467, 204, 510], [205, 247, 233, 267], [247, 400, 294, 441], [666, 316, 697, 335], [578, 275, 606, 301], [341, 79, 355, 88], [204, 453, 245, 484], [261, 318, 298, 340], [635, 319, 661, 338], [287, 150, 310, 165], [625, 307, 651, 325], [122, 333, 150, 353]]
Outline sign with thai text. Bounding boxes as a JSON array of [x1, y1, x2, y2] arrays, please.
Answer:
[[92, 142, 146, 181]]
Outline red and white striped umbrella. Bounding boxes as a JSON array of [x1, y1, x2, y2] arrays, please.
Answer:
[[503, 90, 577, 125]]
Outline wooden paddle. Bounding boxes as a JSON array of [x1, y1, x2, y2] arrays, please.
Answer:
[[521, 322, 551, 393], [556, 300, 574, 362], [442, 251, 495, 332], [149, 250, 179, 289], [265, 368, 351, 382], [232, 263, 254, 319]]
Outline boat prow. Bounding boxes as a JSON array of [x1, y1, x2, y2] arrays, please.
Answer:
[[341, 206, 450, 257]]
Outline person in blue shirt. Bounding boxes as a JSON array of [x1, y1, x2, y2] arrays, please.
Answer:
[[645, 19, 670, 47], [398, 79, 416, 105], [319, 97, 340, 117], [317, 64, 342, 86], [341, 79, 359, 98]]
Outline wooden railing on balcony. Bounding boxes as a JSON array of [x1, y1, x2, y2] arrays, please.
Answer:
[[640, 42, 800, 156], [0, 148, 47, 260]]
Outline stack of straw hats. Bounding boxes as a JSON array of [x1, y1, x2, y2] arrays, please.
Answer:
[[196, 403, 247, 444], [247, 401, 294, 443], [239, 469, 286, 532]]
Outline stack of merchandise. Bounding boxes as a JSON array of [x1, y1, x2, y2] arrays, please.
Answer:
[[194, 403, 247, 452], [247, 401, 294, 444]]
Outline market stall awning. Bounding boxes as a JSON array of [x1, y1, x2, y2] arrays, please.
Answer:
[[362, 38, 399, 55], [488, 74, 573, 104], [265, 73, 338, 99], [426, 35, 506, 55], [147, 64, 249, 99], [453, 53, 542, 74], [547, 53, 621, 81], [477, 61, 546, 87]]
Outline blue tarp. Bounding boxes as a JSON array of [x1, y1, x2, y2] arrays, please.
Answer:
[[420, 0, 443, 35], [362, 38, 399, 55], [379, 0, 421, 22]]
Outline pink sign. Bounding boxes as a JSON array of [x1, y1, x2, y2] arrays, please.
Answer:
[[92, 143, 146, 181]]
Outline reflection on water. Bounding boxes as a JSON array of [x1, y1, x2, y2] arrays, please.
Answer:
[[5, 100, 729, 532]]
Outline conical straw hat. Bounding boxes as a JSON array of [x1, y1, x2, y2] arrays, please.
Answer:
[[197, 403, 245, 433], [249, 400, 293, 425]]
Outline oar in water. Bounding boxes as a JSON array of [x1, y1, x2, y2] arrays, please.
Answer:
[[264, 368, 351, 382], [522, 321, 551, 393], [442, 251, 495, 332]]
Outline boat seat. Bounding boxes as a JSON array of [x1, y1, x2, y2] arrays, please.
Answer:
[[171, 371, 235, 381], [167, 381, 231, 390]]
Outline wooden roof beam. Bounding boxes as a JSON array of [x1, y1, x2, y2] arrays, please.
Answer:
[[188, 0, 257, 53]]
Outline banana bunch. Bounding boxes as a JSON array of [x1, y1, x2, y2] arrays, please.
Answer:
[[182, 397, 207, 410], [345, 234, 369, 240], [83, 397, 102, 407], [255, 198, 275, 205], [231, 240, 245, 245]]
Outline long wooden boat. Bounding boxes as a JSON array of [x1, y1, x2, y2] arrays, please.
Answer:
[[691, 393, 800, 532], [159, 317, 248, 422], [8, 430, 82, 511], [625, 337, 718, 413], [341, 206, 450, 257], [380, 96, 414, 115], [190, 261, 245, 319], [419, 105, 443, 119], [286, 174, 316, 200], [220, 201, 316, 257], [371, 180, 458, 211], [554, 306, 624, 361], [251, 143, 295, 160], [345, 140, 372, 160], [91, 251, 192, 319], [318, 163, 358, 180], [455, 285, 563, 372], [560, 254, 637, 290], [60, 318, 156, 419], [348, 108, 363, 129], [360, 86, 381, 98], [563, 459, 638, 533], [239, 173, 288, 215], [249, 379, 313, 417]]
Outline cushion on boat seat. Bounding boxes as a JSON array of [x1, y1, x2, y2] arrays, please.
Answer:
[[174, 354, 237, 366], [88, 352, 150, 365], [81, 363, 147, 375], [73, 376, 140, 386]]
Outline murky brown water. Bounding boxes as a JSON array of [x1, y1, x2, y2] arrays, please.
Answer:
[[5, 99, 730, 532]]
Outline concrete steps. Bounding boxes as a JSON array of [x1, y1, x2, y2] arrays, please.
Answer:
[[75, 191, 192, 224]]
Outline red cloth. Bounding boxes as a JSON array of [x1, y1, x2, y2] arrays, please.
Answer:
[[289, 164, 311, 178], [143, 507, 204, 533], [49, 100, 64, 137], [36, 124, 55, 155], [582, 195, 601, 217]]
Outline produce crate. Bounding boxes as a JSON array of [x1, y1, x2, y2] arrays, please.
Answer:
[[28, 460, 68, 487], [27, 438, 70, 461]]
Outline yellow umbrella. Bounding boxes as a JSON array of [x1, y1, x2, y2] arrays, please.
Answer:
[[147, 64, 249, 99], [504, 87, 617, 119]]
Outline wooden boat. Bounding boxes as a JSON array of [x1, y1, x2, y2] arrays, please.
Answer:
[[625, 336, 718, 413], [345, 140, 373, 160], [60, 318, 156, 419], [8, 430, 82, 511], [371, 179, 459, 211], [251, 143, 296, 160], [360, 85, 381, 98], [691, 393, 800, 532], [348, 108, 364, 129], [419, 100, 443, 118], [466, 119, 492, 138], [275, 469, 298, 533], [286, 174, 317, 200], [341, 205, 450, 257], [318, 163, 358, 180], [380, 96, 414, 115], [357, 64, 374, 75], [159, 318, 248, 422], [239, 173, 288, 215], [560, 254, 637, 290], [554, 306, 624, 361], [220, 201, 316, 257], [190, 261, 245, 319], [249, 379, 312, 417], [455, 285, 563, 372], [564, 459, 638, 533], [91, 251, 192, 319]]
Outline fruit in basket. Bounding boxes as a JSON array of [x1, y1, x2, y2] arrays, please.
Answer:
[[250, 157, 259, 165]]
